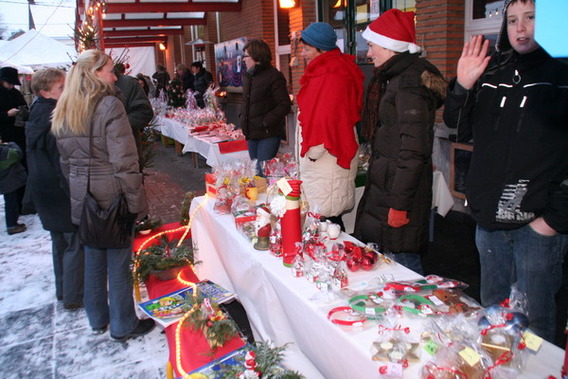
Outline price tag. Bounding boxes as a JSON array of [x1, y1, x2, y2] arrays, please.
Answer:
[[522, 330, 543, 352], [424, 339, 439, 355], [459, 346, 480, 366], [427, 294, 444, 306], [365, 307, 376, 316], [276, 178, 292, 196]]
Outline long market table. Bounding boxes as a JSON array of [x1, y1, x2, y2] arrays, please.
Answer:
[[189, 195, 565, 379], [156, 115, 249, 167]]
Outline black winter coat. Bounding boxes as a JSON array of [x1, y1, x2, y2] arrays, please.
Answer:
[[193, 69, 213, 108], [354, 53, 446, 253], [0, 86, 27, 153], [0, 141, 26, 194], [115, 73, 154, 165], [239, 64, 291, 140], [443, 48, 568, 233], [25, 96, 75, 232]]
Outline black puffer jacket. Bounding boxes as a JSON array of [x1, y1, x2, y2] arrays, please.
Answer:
[[443, 48, 568, 233], [239, 64, 291, 140], [193, 69, 213, 108], [25, 96, 75, 232], [354, 52, 446, 253]]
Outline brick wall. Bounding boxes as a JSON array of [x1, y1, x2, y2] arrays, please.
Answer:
[[416, 0, 464, 122], [416, 0, 464, 82], [287, 3, 316, 96]]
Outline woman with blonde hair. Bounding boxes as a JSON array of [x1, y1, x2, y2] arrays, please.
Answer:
[[52, 49, 154, 341]]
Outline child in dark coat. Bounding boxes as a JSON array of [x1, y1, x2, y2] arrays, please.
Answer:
[[0, 141, 27, 235], [26, 68, 84, 309]]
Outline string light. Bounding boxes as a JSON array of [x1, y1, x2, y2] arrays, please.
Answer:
[[135, 196, 211, 377]]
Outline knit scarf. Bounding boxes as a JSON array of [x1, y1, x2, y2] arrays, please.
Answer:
[[361, 68, 386, 141]]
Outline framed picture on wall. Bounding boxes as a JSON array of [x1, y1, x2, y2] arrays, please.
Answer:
[[214, 37, 247, 93], [450, 142, 474, 200]]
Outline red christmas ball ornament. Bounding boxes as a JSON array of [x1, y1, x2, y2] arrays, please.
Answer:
[[360, 256, 375, 271], [207, 321, 213, 327], [346, 257, 360, 272], [364, 251, 378, 264]]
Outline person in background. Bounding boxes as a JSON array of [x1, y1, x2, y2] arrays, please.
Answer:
[[443, 0, 568, 343], [190, 61, 213, 108], [353, 10, 446, 275], [114, 63, 154, 169], [0, 66, 29, 216], [240, 39, 291, 175], [176, 63, 193, 94], [0, 67, 29, 165], [296, 22, 364, 231], [0, 141, 27, 235], [26, 68, 84, 310], [136, 74, 150, 96], [152, 64, 170, 97], [52, 50, 154, 341]]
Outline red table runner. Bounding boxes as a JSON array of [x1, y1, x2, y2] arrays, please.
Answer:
[[137, 224, 245, 378], [218, 140, 248, 154]]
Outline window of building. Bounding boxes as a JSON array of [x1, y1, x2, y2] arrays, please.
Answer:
[[320, 0, 416, 64], [274, 0, 293, 93], [465, 0, 503, 50]]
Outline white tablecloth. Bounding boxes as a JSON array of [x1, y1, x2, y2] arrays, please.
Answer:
[[156, 116, 249, 167], [189, 196, 564, 378]]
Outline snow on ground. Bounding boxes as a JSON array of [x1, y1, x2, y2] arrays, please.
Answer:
[[0, 196, 168, 379]]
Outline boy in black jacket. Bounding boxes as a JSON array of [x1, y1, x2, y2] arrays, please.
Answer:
[[26, 68, 84, 309], [443, 0, 568, 343]]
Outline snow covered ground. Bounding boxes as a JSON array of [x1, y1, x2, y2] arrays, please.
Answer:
[[0, 196, 169, 378]]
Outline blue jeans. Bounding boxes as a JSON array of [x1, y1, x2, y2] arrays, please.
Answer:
[[247, 137, 281, 176], [393, 252, 424, 275], [3, 190, 20, 228], [476, 224, 568, 342], [84, 245, 138, 337], [51, 231, 84, 304]]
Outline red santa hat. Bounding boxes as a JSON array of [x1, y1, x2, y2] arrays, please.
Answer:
[[362, 9, 422, 54]]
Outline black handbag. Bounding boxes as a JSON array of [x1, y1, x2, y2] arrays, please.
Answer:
[[79, 121, 136, 249]]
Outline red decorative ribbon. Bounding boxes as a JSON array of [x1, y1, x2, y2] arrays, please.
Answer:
[[377, 324, 410, 334], [484, 351, 513, 379], [424, 363, 467, 379]]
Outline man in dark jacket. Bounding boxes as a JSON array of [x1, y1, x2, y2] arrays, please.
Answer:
[[152, 64, 170, 97], [443, 0, 568, 343], [114, 64, 154, 169], [0, 67, 28, 165], [176, 63, 193, 94], [0, 141, 27, 235], [25, 68, 84, 309], [190, 61, 213, 108]]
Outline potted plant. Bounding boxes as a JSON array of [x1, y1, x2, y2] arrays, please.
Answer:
[[133, 235, 199, 282]]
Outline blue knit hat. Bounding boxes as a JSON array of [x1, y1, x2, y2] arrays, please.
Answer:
[[301, 22, 337, 51]]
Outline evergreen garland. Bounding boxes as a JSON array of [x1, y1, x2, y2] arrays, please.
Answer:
[[219, 342, 305, 378], [182, 294, 240, 351]]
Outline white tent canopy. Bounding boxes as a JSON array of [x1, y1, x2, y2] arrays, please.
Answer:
[[0, 29, 77, 70]]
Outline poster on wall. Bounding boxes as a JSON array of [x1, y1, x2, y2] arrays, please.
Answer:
[[214, 37, 247, 93]]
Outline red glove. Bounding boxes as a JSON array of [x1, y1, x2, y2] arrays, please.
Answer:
[[388, 208, 410, 228]]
